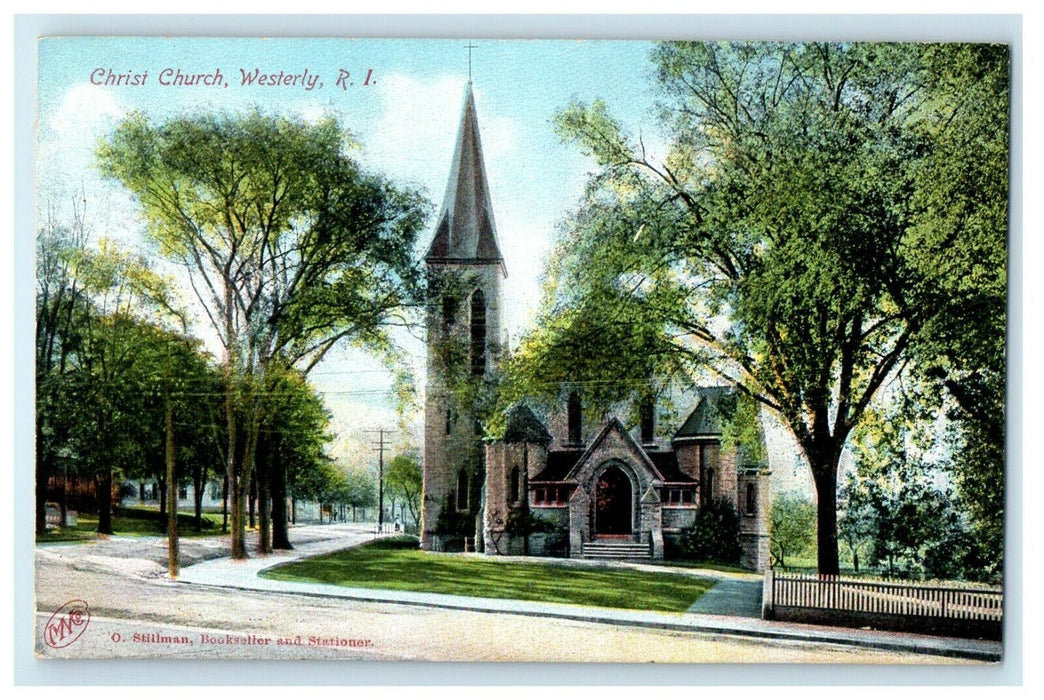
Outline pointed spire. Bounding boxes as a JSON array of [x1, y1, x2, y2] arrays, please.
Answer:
[[425, 82, 506, 274]]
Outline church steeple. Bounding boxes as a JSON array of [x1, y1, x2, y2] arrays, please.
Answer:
[[424, 82, 506, 274]]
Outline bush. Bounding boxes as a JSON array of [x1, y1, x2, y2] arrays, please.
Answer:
[[679, 498, 741, 564]]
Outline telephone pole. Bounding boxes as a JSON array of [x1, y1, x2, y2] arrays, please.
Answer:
[[364, 428, 395, 533]]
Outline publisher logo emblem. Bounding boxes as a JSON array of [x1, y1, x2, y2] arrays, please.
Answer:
[[44, 599, 90, 649]]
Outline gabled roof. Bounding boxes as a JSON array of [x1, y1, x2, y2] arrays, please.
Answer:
[[501, 404, 552, 444], [673, 386, 734, 440], [424, 82, 506, 274], [565, 417, 665, 483]]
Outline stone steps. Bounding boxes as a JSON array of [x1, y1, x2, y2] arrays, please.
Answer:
[[582, 541, 652, 560]]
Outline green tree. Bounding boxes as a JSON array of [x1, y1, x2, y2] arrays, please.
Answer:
[[43, 230, 185, 534], [769, 494, 817, 569], [840, 405, 990, 580], [529, 42, 1007, 574], [386, 453, 422, 527], [910, 45, 1008, 571], [98, 111, 428, 557], [258, 368, 331, 547], [36, 204, 90, 534]]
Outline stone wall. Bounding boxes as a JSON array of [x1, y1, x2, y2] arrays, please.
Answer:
[[422, 265, 503, 550], [738, 468, 772, 572]]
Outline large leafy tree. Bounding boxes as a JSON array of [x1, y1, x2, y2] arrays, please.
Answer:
[[527, 42, 1007, 574], [98, 111, 428, 557]]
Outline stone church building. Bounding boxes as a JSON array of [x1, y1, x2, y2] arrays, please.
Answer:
[[421, 83, 771, 571]]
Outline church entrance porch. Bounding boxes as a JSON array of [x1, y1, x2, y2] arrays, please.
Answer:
[[593, 466, 633, 539]]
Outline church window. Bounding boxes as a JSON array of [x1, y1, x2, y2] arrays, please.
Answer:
[[567, 391, 582, 444], [533, 487, 565, 506], [700, 443, 718, 506], [442, 294, 458, 328], [445, 408, 454, 435], [470, 290, 487, 376], [665, 489, 695, 506], [746, 483, 757, 516], [456, 470, 470, 512], [510, 467, 521, 503], [640, 398, 655, 444]]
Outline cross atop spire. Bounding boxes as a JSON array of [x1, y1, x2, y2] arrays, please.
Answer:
[[424, 81, 506, 275], [465, 42, 478, 82]]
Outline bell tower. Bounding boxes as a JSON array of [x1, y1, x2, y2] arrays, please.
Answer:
[[421, 81, 506, 551]]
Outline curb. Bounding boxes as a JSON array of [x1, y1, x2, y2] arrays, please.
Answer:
[[174, 578, 1002, 663]]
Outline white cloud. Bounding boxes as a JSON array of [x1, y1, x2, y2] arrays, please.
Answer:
[[39, 83, 126, 194]]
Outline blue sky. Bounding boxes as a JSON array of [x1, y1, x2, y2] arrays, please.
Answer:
[[36, 37, 678, 464]]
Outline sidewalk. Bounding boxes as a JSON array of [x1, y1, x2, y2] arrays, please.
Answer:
[[176, 532, 1002, 662]]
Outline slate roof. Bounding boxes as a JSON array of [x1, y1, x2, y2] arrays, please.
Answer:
[[502, 404, 552, 444], [424, 82, 506, 272], [673, 386, 735, 440]]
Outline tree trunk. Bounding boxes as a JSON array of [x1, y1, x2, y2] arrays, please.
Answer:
[[58, 471, 69, 526], [249, 468, 257, 529], [257, 459, 272, 554], [166, 399, 179, 578], [226, 402, 246, 559], [812, 465, 840, 576], [159, 476, 167, 517], [96, 469, 113, 535], [36, 467, 49, 536], [291, 497, 297, 525], [193, 466, 205, 533], [36, 429, 52, 535], [222, 473, 228, 534], [271, 463, 292, 550]]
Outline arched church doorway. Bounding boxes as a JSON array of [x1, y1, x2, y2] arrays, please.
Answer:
[[594, 465, 633, 538]]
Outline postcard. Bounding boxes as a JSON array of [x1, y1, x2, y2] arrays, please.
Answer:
[[32, 34, 1009, 664]]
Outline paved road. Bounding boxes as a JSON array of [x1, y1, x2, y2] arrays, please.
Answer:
[[33, 525, 981, 663]]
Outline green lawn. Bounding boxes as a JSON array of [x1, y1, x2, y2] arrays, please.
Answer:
[[262, 536, 716, 612], [37, 506, 225, 543]]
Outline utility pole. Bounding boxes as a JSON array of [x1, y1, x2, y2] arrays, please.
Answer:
[[166, 395, 178, 578], [164, 344, 179, 579], [364, 428, 395, 534]]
